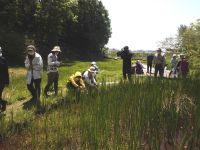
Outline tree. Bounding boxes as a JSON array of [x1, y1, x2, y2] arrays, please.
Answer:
[[0, 0, 111, 64], [157, 36, 179, 52], [67, 0, 111, 58], [0, 0, 26, 64]]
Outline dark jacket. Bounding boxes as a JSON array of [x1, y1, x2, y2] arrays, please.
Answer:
[[0, 56, 9, 85], [121, 50, 132, 73], [147, 55, 154, 64]]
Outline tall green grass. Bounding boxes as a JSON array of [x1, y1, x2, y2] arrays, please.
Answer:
[[1, 59, 200, 149]]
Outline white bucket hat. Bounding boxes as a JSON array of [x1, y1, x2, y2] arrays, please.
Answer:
[[88, 66, 96, 73], [51, 46, 61, 52], [91, 61, 96, 65]]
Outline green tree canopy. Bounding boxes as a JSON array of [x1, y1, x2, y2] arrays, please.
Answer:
[[0, 0, 111, 64]]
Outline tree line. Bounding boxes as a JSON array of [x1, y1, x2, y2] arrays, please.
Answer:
[[158, 19, 200, 71], [159, 19, 200, 55], [0, 0, 111, 65]]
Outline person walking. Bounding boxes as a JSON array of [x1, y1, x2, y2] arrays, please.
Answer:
[[0, 46, 9, 112], [147, 53, 154, 74], [44, 46, 61, 97], [120, 46, 133, 80], [153, 48, 166, 77], [24, 45, 43, 103]]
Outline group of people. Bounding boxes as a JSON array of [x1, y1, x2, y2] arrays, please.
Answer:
[[119, 46, 189, 79], [0, 44, 190, 112], [168, 53, 189, 78], [66, 62, 99, 94], [0, 45, 100, 112]]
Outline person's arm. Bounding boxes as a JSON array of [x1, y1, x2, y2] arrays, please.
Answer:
[[34, 55, 43, 71], [79, 79, 86, 88], [3, 58, 9, 85], [92, 77, 97, 86], [24, 56, 30, 69], [69, 76, 79, 88], [48, 55, 60, 66]]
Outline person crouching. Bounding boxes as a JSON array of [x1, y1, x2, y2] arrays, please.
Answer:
[[66, 72, 85, 102], [82, 66, 98, 90], [66, 72, 85, 92]]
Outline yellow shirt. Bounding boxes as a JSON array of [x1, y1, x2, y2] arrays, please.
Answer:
[[68, 74, 85, 88]]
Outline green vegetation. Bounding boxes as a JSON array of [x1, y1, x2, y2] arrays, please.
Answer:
[[0, 0, 111, 64], [1, 59, 200, 149]]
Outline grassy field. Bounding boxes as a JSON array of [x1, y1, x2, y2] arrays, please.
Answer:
[[1, 58, 200, 149], [4, 59, 122, 104]]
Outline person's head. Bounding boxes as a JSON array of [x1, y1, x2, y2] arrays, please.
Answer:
[[136, 60, 140, 64], [74, 72, 82, 81], [172, 54, 176, 58], [124, 46, 129, 52], [157, 48, 162, 54], [179, 54, 185, 59], [88, 66, 96, 76], [51, 46, 61, 55], [27, 45, 36, 56]]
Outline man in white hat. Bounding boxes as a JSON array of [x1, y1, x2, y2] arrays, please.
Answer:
[[0, 46, 9, 112], [24, 45, 43, 103], [44, 46, 61, 97]]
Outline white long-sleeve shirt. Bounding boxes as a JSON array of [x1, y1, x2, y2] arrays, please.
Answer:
[[82, 71, 97, 87], [24, 53, 43, 84], [47, 53, 60, 73]]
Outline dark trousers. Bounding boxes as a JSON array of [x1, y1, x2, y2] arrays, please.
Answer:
[[154, 64, 164, 77], [147, 63, 152, 73], [0, 84, 7, 111], [44, 72, 59, 95], [123, 71, 131, 80], [0, 84, 5, 99], [27, 78, 41, 100]]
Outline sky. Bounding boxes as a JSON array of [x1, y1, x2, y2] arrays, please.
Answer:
[[101, 0, 200, 50]]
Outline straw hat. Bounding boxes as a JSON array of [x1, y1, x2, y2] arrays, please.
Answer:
[[51, 46, 61, 52]]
